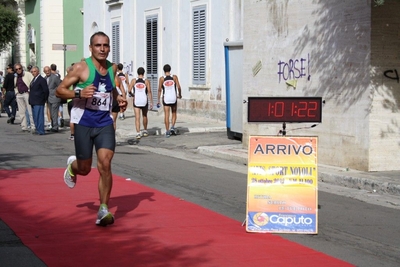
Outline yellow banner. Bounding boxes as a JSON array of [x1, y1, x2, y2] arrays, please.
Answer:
[[246, 136, 318, 234]]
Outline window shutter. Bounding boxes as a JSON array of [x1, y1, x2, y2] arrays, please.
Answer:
[[146, 16, 158, 104], [112, 22, 120, 63], [193, 6, 206, 85]]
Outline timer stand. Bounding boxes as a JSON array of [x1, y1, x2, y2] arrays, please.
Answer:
[[247, 97, 322, 123], [279, 122, 287, 136]]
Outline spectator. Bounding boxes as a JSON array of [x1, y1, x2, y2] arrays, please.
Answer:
[[66, 64, 76, 140], [50, 63, 64, 127], [29, 66, 49, 135], [2, 64, 17, 123], [14, 63, 35, 132], [0, 70, 4, 116], [50, 64, 61, 78], [44, 66, 62, 132]]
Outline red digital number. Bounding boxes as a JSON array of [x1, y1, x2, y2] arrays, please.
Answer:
[[297, 101, 307, 117], [267, 103, 271, 117], [308, 101, 317, 117], [275, 102, 284, 117]]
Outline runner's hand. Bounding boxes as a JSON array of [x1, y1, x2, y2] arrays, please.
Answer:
[[80, 84, 96, 98], [117, 95, 127, 112]]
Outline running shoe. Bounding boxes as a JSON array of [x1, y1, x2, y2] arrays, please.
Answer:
[[136, 132, 141, 139], [170, 126, 176, 135], [64, 155, 77, 188], [69, 135, 74, 141], [96, 205, 114, 226], [165, 130, 171, 138], [142, 130, 149, 137]]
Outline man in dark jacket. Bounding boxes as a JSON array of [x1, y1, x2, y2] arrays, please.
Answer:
[[2, 64, 17, 124], [29, 66, 49, 135], [44, 66, 61, 132]]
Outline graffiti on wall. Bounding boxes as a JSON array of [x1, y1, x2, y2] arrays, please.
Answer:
[[123, 61, 134, 76], [384, 69, 399, 83], [277, 54, 310, 83]]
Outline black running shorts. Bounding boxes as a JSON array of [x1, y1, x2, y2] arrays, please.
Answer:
[[74, 124, 116, 160], [162, 100, 177, 107], [112, 99, 120, 113]]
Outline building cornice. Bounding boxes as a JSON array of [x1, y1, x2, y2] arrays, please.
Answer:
[[105, 0, 123, 6]]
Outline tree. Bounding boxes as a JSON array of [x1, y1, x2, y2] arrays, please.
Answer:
[[0, 4, 20, 52]]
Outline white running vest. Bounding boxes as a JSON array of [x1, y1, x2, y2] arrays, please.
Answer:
[[133, 78, 148, 107], [163, 75, 177, 104]]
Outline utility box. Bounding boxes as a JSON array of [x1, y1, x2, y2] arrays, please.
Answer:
[[224, 42, 243, 140]]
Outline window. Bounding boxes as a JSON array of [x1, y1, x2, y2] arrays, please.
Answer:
[[193, 5, 206, 85], [146, 16, 158, 104], [112, 22, 120, 63], [146, 16, 158, 76]]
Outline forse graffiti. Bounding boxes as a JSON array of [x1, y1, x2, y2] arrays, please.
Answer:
[[277, 54, 310, 83]]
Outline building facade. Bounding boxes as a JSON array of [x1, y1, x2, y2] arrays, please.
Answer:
[[83, 0, 243, 120], [1, 0, 84, 75]]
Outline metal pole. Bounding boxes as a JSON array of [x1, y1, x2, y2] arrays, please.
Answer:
[[63, 44, 67, 78]]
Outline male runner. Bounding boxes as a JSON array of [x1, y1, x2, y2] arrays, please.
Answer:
[[56, 31, 127, 226], [129, 67, 153, 139], [157, 64, 182, 137]]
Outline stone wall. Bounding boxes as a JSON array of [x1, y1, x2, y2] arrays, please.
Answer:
[[243, 0, 381, 171], [178, 99, 226, 121], [369, 1, 400, 171]]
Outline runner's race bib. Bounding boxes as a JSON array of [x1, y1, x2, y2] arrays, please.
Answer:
[[86, 92, 111, 111]]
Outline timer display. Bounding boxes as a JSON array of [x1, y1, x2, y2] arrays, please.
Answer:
[[247, 97, 322, 123]]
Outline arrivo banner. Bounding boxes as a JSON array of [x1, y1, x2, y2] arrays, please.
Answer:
[[246, 136, 318, 234]]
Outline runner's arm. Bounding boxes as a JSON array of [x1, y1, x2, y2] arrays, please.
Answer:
[[157, 77, 164, 104], [128, 79, 136, 97], [174, 75, 182, 99], [56, 62, 86, 99], [146, 79, 153, 109], [125, 73, 130, 87]]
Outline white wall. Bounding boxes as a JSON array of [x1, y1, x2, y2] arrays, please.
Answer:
[[40, 0, 64, 75], [83, 0, 240, 119], [369, 1, 400, 171], [243, 0, 400, 171]]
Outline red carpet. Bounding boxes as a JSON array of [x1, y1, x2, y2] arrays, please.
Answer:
[[0, 169, 353, 267]]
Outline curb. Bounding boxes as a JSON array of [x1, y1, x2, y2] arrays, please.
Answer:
[[318, 171, 400, 196]]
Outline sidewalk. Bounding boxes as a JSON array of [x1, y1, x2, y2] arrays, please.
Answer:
[[113, 108, 400, 197]]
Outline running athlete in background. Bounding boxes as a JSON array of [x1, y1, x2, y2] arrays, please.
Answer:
[[111, 75, 126, 130], [116, 63, 129, 120], [157, 64, 182, 137], [129, 67, 153, 139]]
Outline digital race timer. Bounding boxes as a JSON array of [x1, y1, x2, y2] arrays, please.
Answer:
[[247, 97, 322, 123]]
